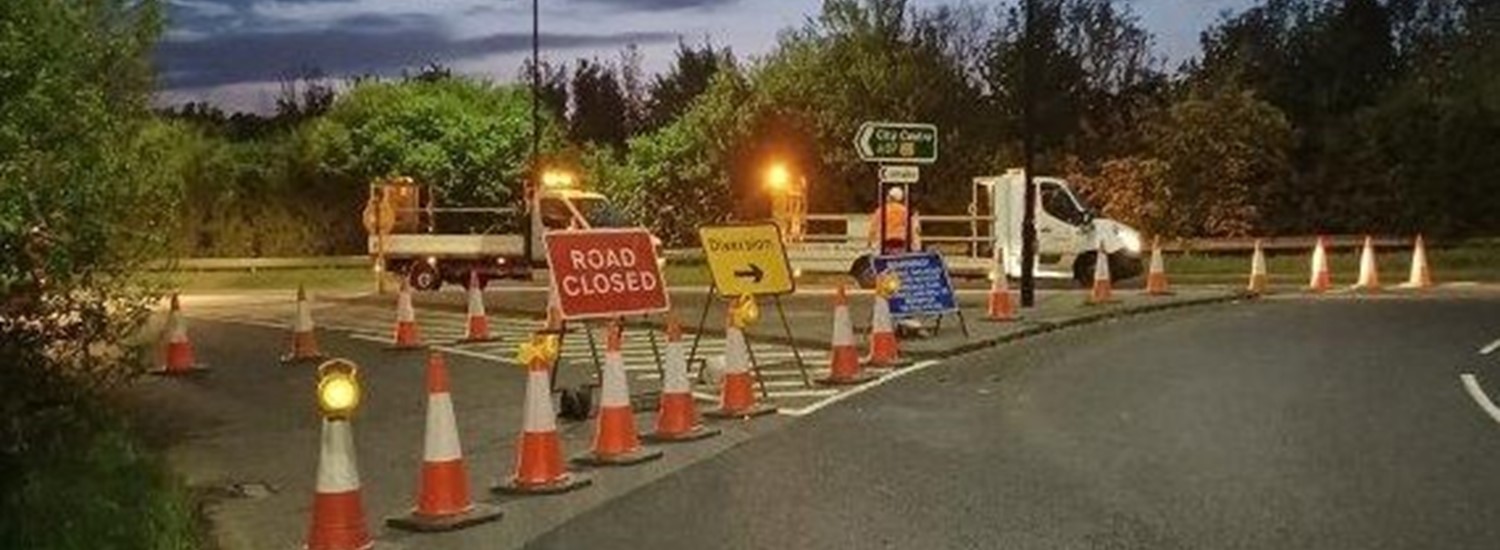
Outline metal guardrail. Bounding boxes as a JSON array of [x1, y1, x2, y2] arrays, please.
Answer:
[[152, 256, 369, 272], [1162, 235, 1410, 253]]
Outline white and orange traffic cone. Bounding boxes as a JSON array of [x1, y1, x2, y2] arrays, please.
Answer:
[[1403, 235, 1434, 290], [1145, 237, 1172, 296], [493, 335, 591, 495], [985, 248, 1018, 322], [867, 273, 903, 366], [1354, 235, 1381, 292], [1087, 243, 1116, 305], [573, 323, 663, 466], [387, 352, 502, 532], [457, 272, 496, 344], [1247, 239, 1269, 296], [705, 299, 776, 419], [646, 315, 720, 442], [153, 293, 205, 375], [819, 284, 876, 385], [283, 285, 324, 364], [1308, 236, 1332, 293], [305, 412, 371, 550], [389, 281, 424, 350]]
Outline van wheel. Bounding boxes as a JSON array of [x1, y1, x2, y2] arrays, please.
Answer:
[[408, 263, 442, 291], [1073, 252, 1097, 287], [1074, 252, 1137, 286]]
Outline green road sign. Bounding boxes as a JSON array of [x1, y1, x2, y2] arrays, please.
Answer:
[[855, 122, 938, 164]]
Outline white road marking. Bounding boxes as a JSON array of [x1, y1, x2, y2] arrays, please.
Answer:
[[1460, 374, 1500, 426], [779, 359, 942, 417], [1480, 338, 1500, 356]]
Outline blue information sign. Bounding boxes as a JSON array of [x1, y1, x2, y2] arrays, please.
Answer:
[[872, 252, 959, 318]]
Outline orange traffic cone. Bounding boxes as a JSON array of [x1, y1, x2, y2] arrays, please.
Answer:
[[1247, 239, 1269, 296], [493, 335, 591, 495], [573, 323, 663, 466], [985, 249, 1018, 322], [1145, 237, 1172, 296], [867, 273, 903, 366], [1354, 235, 1381, 292], [154, 293, 205, 375], [1308, 236, 1332, 293], [705, 303, 776, 419], [387, 352, 502, 532], [305, 414, 372, 550], [283, 285, 324, 364], [1087, 243, 1116, 305], [457, 272, 496, 344], [389, 281, 424, 350], [819, 284, 876, 385], [1404, 235, 1434, 289], [646, 315, 720, 442]]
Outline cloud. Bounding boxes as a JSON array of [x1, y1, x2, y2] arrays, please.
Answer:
[[157, 14, 675, 88], [569, 0, 741, 12]]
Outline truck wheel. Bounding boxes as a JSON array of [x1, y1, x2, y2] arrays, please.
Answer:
[[408, 263, 442, 291], [1073, 252, 1141, 286], [1073, 252, 1097, 287]]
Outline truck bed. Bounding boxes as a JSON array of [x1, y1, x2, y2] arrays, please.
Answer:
[[369, 234, 524, 258]]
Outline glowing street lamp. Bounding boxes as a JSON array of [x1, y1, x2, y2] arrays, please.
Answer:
[[542, 170, 576, 188], [316, 359, 362, 419], [765, 163, 791, 193]]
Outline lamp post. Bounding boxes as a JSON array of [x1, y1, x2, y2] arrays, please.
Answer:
[[1020, 0, 1039, 308], [525, 0, 541, 268]]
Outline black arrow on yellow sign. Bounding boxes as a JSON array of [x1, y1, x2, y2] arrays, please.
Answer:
[[733, 264, 765, 284]]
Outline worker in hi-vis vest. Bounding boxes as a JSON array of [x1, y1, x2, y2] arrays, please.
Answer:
[[867, 186, 919, 254]]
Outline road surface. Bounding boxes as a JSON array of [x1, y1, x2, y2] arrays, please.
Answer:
[[531, 297, 1500, 549]]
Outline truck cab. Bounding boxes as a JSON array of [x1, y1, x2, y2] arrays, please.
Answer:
[[974, 170, 1144, 285]]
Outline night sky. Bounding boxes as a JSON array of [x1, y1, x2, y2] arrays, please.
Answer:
[[157, 0, 1254, 112]]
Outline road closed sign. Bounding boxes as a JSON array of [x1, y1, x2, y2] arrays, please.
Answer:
[[699, 223, 796, 297], [544, 228, 670, 320], [873, 251, 959, 317]]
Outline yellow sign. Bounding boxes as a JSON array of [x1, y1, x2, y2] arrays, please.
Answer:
[[699, 223, 795, 297]]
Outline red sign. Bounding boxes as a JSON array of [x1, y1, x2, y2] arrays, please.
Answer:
[[544, 228, 670, 320]]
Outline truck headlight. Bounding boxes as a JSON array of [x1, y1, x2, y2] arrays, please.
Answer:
[[1118, 228, 1142, 254]]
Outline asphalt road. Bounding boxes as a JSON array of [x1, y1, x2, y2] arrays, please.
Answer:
[[530, 296, 1500, 549]]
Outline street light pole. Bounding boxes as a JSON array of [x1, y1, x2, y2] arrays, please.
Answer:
[[525, 0, 540, 267], [1019, 0, 1039, 308]]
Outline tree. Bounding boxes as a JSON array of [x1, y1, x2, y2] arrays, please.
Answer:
[[569, 58, 631, 148], [644, 40, 735, 132], [305, 78, 565, 209]]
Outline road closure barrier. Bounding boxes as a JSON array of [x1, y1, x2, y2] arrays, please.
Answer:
[[1354, 236, 1381, 292], [1405, 235, 1433, 289], [1087, 243, 1116, 305], [153, 293, 205, 376], [1146, 237, 1172, 296], [493, 335, 591, 496], [646, 316, 721, 443], [458, 271, 496, 344], [389, 282, 424, 350], [820, 284, 876, 385], [1247, 240, 1269, 295], [573, 323, 663, 466], [306, 360, 371, 550], [387, 352, 501, 532], [1308, 236, 1332, 293], [866, 272, 904, 366], [283, 284, 325, 365], [705, 297, 777, 419]]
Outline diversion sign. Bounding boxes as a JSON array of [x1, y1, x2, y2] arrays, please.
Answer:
[[872, 251, 959, 318], [544, 228, 670, 320]]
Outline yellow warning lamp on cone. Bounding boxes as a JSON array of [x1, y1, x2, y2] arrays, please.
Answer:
[[875, 271, 902, 299], [729, 294, 760, 329], [516, 334, 561, 367], [317, 359, 362, 419]]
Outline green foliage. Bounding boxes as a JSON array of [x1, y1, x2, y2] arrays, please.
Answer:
[[310, 78, 563, 208]]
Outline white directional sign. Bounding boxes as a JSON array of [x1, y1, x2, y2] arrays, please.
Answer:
[[879, 165, 921, 184]]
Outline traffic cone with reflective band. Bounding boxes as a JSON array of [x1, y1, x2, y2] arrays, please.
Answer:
[[706, 298, 776, 419], [819, 284, 875, 385], [387, 352, 502, 532], [493, 335, 590, 495], [154, 293, 205, 375], [574, 323, 663, 466], [1308, 236, 1332, 293], [389, 282, 424, 350], [305, 417, 372, 550], [457, 272, 495, 344], [1354, 236, 1381, 292], [1404, 235, 1433, 289], [1145, 237, 1172, 296], [1087, 244, 1116, 305], [985, 250, 1018, 322], [646, 315, 719, 442], [1247, 239, 1269, 296], [283, 285, 324, 364], [866, 273, 903, 366]]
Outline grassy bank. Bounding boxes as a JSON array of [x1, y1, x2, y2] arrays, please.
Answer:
[[1, 407, 202, 549]]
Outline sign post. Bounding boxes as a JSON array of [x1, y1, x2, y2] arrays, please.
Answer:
[[693, 223, 809, 389], [857, 121, 937, 259]]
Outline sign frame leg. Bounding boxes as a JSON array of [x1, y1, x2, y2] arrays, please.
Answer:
[[773, 296, 812, 388]]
